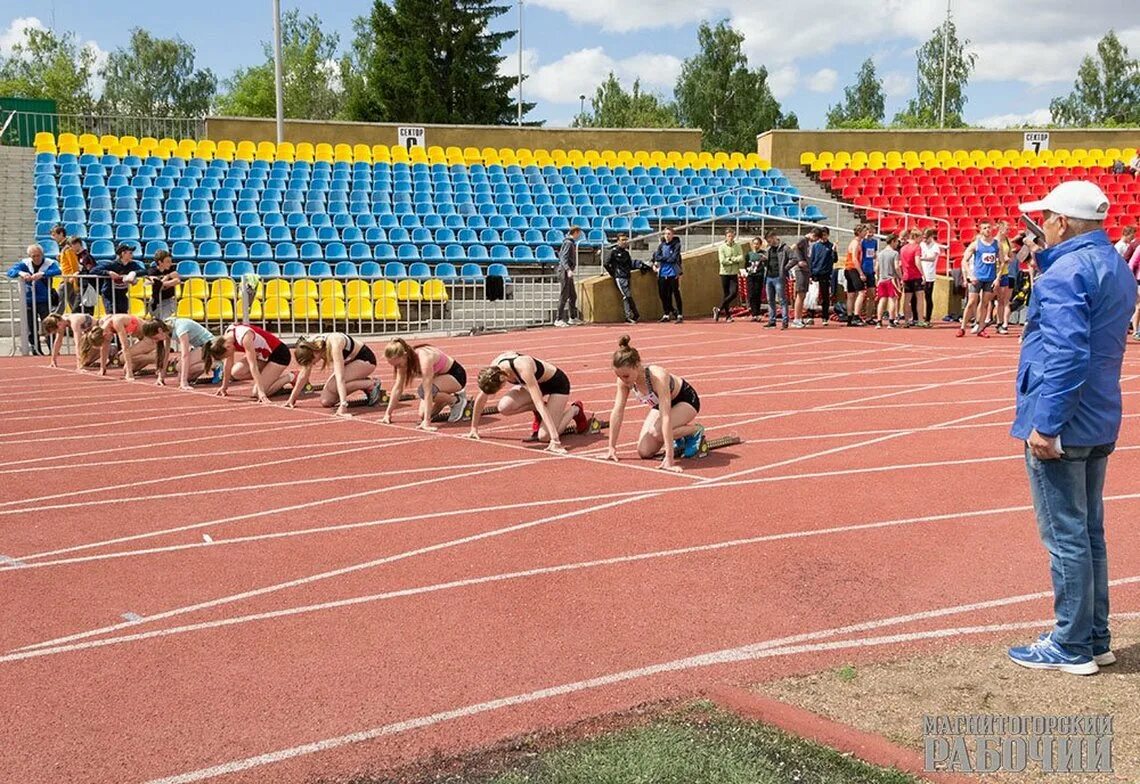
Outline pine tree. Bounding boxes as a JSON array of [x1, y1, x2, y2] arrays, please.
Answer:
[[345, 0, 534, 124]]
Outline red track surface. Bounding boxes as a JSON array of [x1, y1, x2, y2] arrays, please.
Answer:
[[2, 321, 1139, 783]]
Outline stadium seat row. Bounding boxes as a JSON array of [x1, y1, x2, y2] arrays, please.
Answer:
[[172, 259, 509, 281], [34, 133, 771, 169], [803, 147, 1139, 172]]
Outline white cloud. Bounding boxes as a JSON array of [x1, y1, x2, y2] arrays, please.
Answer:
[[522, 47, 681, 105], [767, 66, 798, 99], [974, 108, 1053, 128], [0, 16, 47, 56], [881, 71, 910, 97], [84, 40, 110, 98], [806, 68, 837, 92]]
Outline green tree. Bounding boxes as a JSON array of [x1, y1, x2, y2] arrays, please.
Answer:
[[573, 73, 676, 128], [0, 27, 96, 115], [216, 10, 344, 120], [99, 28, 216, 117], [893, 18, 975, 128], [344, 0, 533, 125], [1050, 31, 1140, 126], [674, 20, 797, 152], [826, 58, 885, 128]]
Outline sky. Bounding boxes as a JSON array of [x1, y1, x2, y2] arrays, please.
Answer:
[[1, 0, 1137, 132]]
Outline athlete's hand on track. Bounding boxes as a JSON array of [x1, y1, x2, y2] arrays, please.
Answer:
[[603, 447, 619, 462], [155, 377, 165, 387], [659, 460, 683, 473], [256, 392, 271, 404], [465, 429, 480, 440], [283, 400, 296, 409], [381, 414, 392, 424], [545, 441, 568, 455], [417, 422, 438, 432], [215, 387, 229, 397], [180, 383, 194, 391]]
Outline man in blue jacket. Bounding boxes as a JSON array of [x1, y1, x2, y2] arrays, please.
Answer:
[[651, 228, 684, 323], [808, 227, 837, 324], [7, 243, 61, 355], [1008, 181, 1137, 675]]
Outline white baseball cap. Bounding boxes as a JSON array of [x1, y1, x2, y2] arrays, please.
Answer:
[[1018, 180, 1110, 221]]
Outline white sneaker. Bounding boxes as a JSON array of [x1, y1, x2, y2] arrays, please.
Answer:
[[569, 318, 582, 325], [790, 320, 805, 329], [1095, 650, 1117, 666], [554, 319, 568, 327]]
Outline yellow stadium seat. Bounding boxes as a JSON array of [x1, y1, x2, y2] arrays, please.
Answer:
[[292, 279, 318, 300], [345, 280, 371, 300], [82, 144, 104, 156], [57, 132, 78, 148], [264, 279, 292, 300], [463, 146, 482, 163], [409, 146, 428, 163], [34, 141, 57, 154], [127, 145, 148, 158], [421, 279, 449, 302], [315, 143, 334, 163], [210, 279, 236, 300], [78, 133, 98, 148], [799, 152, 816, 166], [276, 142, 295, 162], [234, 147, 255, 162], [117, 135, 138, 149], [371, 280, 398, 300], [334, 143, 352, 162], [353, 144, 371, 163], [255, 141, 275, 161], [34, 131, 55, 147], [98, 134, 118, 149], [374, 296, 401, 321], [236, 298, 263, 319], [177, 297, 206, 320], [319, 297, 347, 319], [150, 146, 171, 160], [390, 146, 409, 163], [292, 296, 319, 320], [294, 142, 315, 163], [128, 279, 148, 298], [426, 145, 445, 159], [93, 299, 106, 318], [130, 297, 148, 317], [346, 296, 372, 319], [372, 145, 391, 163], [396, 280, 422, 301], [205, 297, 234, 320], [180, 278, 209, 299], [318, 279, 345, 300], [262, 297, 290, 320], [138, 136, 158, 151]]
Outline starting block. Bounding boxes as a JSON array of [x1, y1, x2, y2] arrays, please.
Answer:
[[430, 402, 497, 423], [378, 390, 417, 405], [303, 381, 324, 393], [655, 433, 742, 460]]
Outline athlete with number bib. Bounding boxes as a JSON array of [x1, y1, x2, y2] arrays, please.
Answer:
[[958, 219, 1005, 338]]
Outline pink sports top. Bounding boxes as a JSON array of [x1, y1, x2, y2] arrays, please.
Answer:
[[232, 324, 281, 361]]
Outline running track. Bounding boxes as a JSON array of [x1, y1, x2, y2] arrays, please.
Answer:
[[2, 322, 1139, 784]]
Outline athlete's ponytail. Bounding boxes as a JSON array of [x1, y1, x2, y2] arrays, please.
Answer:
[[613, 334, 640, 369]]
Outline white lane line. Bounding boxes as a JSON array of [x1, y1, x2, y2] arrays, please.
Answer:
[[0, 438, 423, 512], [12, 492, 1140, 661], [139, 600, 1140, 784], [0, 457, 535, 515], [0, 439, 391, 477]]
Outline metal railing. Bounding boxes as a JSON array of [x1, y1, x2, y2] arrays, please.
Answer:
[[5, 272, 561, 356], [3, 112, 206, 147]]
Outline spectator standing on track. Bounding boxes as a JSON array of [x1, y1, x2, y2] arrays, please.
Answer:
[[6, 243, 60, 356], [918, 229, 941, 324], [554, 226, 581, 328], [790, 230, 814, 328], [860, 226, 878, 320], [763, 229, 794, 329], [50, 224, 81, 314], [714, 228, 744, 322], [146, 250, 181, 320], [744, 236, 767, 321], [873, 234, 901, 328], [808, 227, 837, 325], [843, 225, 868, 326], [957, 220, 1004, 337], [93, 243, 144, 316], [899, 230, 926, 327], [652, 227, 684, 323], [603, 233, 650, 324], [1008, 181, 1136, 675]]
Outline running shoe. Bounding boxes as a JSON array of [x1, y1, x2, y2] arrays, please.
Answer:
[[790, 320, 806, 329], [675, 315, 684, 324], [725, 314, 734, 323], [1008, 636, 1098, 675], [554, 319, 569, 327], [448, 389, 468, 422], [1037, 632, 1116, 666], [571, 400, 589, 433], [659, 315, 671, 323], [765, 322, 777, 329], [682, 425, 706, 459], [713, 307, 721, 322], [365, 379, 383, 407], [996, 325, 1009, 335]]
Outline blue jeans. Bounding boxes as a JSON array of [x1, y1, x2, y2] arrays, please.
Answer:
[[1024, 443, 1114, 657], [765, 275, 787, 325]]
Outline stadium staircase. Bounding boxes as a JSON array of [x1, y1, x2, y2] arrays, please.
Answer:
[[0, 145, 36, 337]]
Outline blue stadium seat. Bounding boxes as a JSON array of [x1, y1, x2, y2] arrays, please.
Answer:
[[512, 245, 535, 262], [536, 245, 557, 263], [282, 261, 307, 279], [300, 241, 323, 262], [334, 261, 358, 277], [434, 262, 459, 281], [359, 261, 383, 279], [230, 261, 255, 279], [202, 260, 228, 279], [275, 242, 299, 261], [224, 241, 248, 261], [384, 261, 408, 278], [421, 244, 443, 262], [488, 263, 511, 280], [256, 261, 282, 278], [490, 244, 510, 261], [249, 242, 274, 262], [325, 242, 348, 262], [408, 262, 432, 280], [460, 263, 485, 282], [176, 260, 202, 277], [308, 261, 333, 278], [397, 244, 420, 261], [143, 241, 169, 259]]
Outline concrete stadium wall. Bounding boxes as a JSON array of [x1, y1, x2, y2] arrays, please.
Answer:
[[205, 117, 703, 153], [579, 242, 746, 323], [757, 129, 1140, 170]]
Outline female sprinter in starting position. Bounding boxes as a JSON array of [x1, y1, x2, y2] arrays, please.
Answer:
[[381, 338, 467, 430], [604, 335, 704, 473], [468, 352, 588, 453], [140, 318, 217, 390], [81, 312, 155, 381], [41, 312, 97, 370], [286, 333, 383, 416], [213, 323, 294, 403]]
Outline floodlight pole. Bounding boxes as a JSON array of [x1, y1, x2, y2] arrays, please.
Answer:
[[273, 0, 285, 144], [939, 0, 950, 128], [517, 0, 524, 126]]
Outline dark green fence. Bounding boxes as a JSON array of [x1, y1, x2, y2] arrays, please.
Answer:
[[0, 98, 58, 146]]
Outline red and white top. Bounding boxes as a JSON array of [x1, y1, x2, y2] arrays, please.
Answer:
[[231, 324, 281, 361]]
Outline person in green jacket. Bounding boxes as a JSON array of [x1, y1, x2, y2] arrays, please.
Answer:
[[715, 228, 745, 322]]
